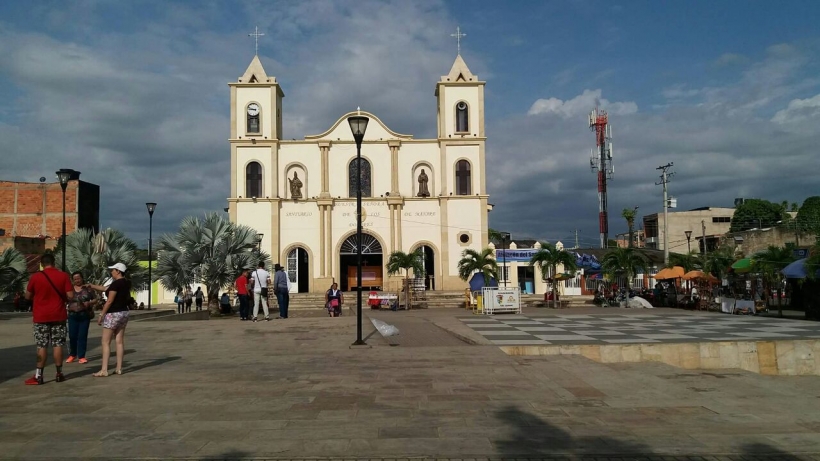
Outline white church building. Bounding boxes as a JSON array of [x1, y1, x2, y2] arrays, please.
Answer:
[[227, 53, 490, 293]]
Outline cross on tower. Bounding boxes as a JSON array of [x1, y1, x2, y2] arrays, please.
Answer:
[[248, 26, 265, 55], [451, 26, 466, 55]]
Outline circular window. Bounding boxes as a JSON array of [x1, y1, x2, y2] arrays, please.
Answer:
[[459, 233, 470, 244], [457, 102, 467, 110]]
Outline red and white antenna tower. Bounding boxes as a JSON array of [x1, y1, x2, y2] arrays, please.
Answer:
[[588, 108, 614, 249]]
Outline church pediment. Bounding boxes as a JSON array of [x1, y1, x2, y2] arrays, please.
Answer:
[[304, 111, 413, 141]]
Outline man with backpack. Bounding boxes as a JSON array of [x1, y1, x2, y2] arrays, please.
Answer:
[[24, 253, 75, 385]]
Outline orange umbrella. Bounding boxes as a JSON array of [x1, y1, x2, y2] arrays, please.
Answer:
[[683, 270, 707, 280], [656, 266, 685, 280], [683, 270, 720, 284]]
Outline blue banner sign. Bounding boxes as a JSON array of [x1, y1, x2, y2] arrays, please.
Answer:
[[794, 248, 809, 259], [495, 249, 538, 262]]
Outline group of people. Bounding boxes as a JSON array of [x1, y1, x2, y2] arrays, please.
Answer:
[[233, 262, 290, 321], [231, 262, 346, 320], [174, 286, 205, 314], [23, 254, 133, 385]]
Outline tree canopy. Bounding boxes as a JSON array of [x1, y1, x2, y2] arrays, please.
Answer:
[[796, 196, 820, 236], [730, 199, 789, 232]]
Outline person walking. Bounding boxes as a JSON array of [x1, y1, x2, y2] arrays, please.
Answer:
[[273, 264, 290, 319], [183, 287, 193, 313], [86, 263, 131, 377], [66, 272, 96, 365], [24, 253, 74, 385], [325, 283, 343, 317], [175, 291, 183, 314], [194, 287, 204, 311], [251, 262, 271, 322], [235, 269, 250, 321]]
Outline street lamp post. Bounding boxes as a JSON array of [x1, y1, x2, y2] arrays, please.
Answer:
[[255, 233, 264, 259], [56, 169, 74, 272], [500, 232, 511, 287], [685, 230, 692, 253], [146, 203, 157, 310], [348, 114, 369, 346]]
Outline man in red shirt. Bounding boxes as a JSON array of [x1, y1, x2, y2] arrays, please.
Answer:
[[235, 269, 250, 321], [24, 253, 74, 385]]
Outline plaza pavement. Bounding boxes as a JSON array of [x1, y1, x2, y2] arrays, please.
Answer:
[[1, 306, 820, 460]]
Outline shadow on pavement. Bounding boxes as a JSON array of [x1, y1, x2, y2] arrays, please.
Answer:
[[0, 341, 100, 384], [493, 404, 650, 456], [493, 405, 801, 458], [122, 356, 181, 374]]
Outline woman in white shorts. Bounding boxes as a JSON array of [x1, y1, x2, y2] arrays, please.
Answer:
[[86, 263, 132, 377]]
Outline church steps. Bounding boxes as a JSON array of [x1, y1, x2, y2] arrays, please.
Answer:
[[272, 291, 595, 310]]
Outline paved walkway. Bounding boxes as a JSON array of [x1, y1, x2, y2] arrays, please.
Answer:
[[459, 311, 820, 345], [1, 308, 820, 459]]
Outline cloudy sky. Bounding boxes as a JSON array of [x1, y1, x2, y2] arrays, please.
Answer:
[[1, 0, 819, 249]]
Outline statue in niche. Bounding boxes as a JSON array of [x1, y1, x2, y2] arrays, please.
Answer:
[[417, 169, 430, 197], [288, 172, 303, 199]]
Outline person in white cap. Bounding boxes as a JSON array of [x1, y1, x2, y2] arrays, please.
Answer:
[[85, 263, 132, 377]]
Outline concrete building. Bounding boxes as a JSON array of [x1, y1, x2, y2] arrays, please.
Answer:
[[0, 171, 100, 248], [615, 229, 645, 248], [643, 207, 735, 254], [228, 53, 489, 293]]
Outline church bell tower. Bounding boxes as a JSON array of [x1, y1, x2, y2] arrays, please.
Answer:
[[229, 55, 284, 141]]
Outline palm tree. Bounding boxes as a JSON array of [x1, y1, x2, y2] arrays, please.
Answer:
[[529, 242, 577, 304], [488, 228, 504, 246], [601, 247, 649, 302], [457, 248, 498, 288], [622, 207, 638, 248], [0, 248, 29, 298], [155, 213, 268, 314], [701, 245, 735, 281], [58, 228, 144, 286], [386, 250, 425, 308], [668, 251, 702, 273], [752, 245, 795, 317]]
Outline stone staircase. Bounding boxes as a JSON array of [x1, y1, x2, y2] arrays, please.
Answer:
[[281, 291, 596, 310]]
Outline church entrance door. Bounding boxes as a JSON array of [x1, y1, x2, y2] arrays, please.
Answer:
[[339, 233, 383, 292], [415, 245, 435, 290], [287, 247, 309, 293]]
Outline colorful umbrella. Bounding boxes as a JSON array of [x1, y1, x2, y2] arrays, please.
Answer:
[[656, 266, 685, 280], [682, 270, 706, 280], [731, 258, 752, 273]]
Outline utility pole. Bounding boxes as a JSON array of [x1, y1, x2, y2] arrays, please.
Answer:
[[701, 220, 707, 256], [588, 108, 614, 249], [655, 163, 674, 265]]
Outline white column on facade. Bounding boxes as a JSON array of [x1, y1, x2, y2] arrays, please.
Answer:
[[388, 140, 401, 195], [319, 206, 326, 277], [319, 141, 331, 198]]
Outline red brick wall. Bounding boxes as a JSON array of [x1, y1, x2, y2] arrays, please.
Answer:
[[0, 180, 81, 238]]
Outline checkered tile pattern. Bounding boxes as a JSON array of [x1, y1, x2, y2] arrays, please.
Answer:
[[459, 313, 820, 346]]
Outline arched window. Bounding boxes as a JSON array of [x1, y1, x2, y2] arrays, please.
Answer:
[[456, 101, 469, 133], [246, 162, 262, 197], [455, 160, 471, 195], [349, 158, 372, 198], [246, 103, 260, 134]]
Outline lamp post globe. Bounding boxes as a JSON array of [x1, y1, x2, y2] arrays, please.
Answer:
[[348, 115, 369, 346], [56, 169, 74, 272], [146, 203, 157, 310]]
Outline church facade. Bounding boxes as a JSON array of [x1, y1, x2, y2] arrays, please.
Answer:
[[227, 54, 489, 293]]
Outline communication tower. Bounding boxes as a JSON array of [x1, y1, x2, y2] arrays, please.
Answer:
[[588, 108, 614, 249]]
